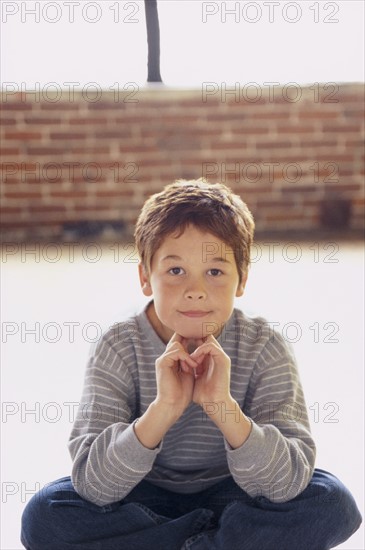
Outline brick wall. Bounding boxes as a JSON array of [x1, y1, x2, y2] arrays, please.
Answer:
[[1, 83, 364, 241]]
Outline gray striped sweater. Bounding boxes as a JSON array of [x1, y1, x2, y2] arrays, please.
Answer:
[[68, 300, 316, 506]]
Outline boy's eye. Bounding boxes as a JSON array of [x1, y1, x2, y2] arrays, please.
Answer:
[[208, 269, 223, 277], [169, 267, 184, 275], [167, 267, 223, 276]]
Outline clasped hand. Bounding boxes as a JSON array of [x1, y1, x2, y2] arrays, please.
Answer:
[[155, 332, 231, 413]]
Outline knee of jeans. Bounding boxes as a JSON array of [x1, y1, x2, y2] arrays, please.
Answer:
[[21, 489, 52, 548], [21, 477, 73, 548], [315, 475, 362, 536], [335, 483, 362, 536]]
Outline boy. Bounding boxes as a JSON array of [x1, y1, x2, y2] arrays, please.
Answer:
[[21, 180, 361, 549]]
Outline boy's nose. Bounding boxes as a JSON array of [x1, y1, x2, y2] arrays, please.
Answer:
[[184, 287, 206, 300]]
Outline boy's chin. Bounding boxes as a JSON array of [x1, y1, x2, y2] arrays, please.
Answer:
[[175, 324, 215, 341], [178, 330, 205, 341]]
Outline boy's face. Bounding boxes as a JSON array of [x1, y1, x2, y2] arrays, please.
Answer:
[[138, 225, 247, 343]]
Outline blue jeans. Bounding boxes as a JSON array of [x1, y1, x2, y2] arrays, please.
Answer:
[[21, 469, 361, 550]]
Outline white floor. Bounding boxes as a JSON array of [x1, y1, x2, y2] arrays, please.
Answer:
[[1, 240, 364, 549]]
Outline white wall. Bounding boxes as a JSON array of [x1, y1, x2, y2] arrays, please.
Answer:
[[1, 240, 363, 549]]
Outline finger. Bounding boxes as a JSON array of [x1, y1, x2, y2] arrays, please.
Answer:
[[190, 342, 209, 356], [201, 334, 216, 344], [168, 332, 184, 345], [163, 349, 199, 368], [180, 360, 194, 374], [166, 339, 190, 355], [191, 353, 205, 365], [190, 342, 221, 359]]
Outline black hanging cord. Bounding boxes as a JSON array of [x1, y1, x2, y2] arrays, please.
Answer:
[[144, 0, 163, 82]]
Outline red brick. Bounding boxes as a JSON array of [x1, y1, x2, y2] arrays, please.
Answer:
[[0, 118, 17, 125], [136, 158, 178, 168], [115, 116, 151, 124], [343, 108, 365, 118], [74, 204, 118, 211], [345, 139, 365, 147], [226, 97, 266, 106], [256, 200, 297, 208], [298, 111, 339, 119], [5, 192, 43, 199], [20, 177, 41, 185], [25, 147, 67, 156], [276, 126, 316, 133], [0, 103, 32, 111], [0, 178, 20, 185], [299, 140, 338, 147], [27, 205, 67, 213], [177, 99, 222, 109], [146, 115, 200, 125], [252, 112, 290, 120], [0, 220, 60, 227], [0, 207, 24, 214], [265, 213, 309, 221], [280, 186, 318, 193], [95, 190, 134, 197], [95, 131, 131, 139], [5, 132, 42, 140], [50, 192, 88, 199], [206, 112, 247, 122], [298, 155, 345, 165], [210, 142, 248, 150], [336, 92, 365, 103], [119, 144, 157, 153], [50, 133, 87, 140], [69, 118, 109, 125], [353, 198, 365, 206], [256, 141, 292, 149], [40, 103, 79, 111], [0, 148, 21, 156], [24, 117, 62, 124], [337, 168, 356, 177], [231, 126, 269, 135], [71, 147, 110, 155], [324, 184, 361, 192], [88, 102, 126, 111], [322, 124, 361, 133], [0, 161, 23, 170]]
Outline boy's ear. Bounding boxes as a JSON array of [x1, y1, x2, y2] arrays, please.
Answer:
[[235, 272, 248, 297], [138, 262, 153, 297]]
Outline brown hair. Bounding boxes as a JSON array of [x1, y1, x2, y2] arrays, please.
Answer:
[[134, 179, 255, 285]]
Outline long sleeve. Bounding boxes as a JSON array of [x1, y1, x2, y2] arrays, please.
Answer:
[[224, 325, 316, 503], [68, 334, 162, 506]]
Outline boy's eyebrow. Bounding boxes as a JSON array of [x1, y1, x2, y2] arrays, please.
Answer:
[[161, 255, 182, 261], [161, 255, 232, 263]]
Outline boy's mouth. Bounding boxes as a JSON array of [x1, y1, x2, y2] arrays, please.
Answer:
[[179, 310, 211, 318]]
